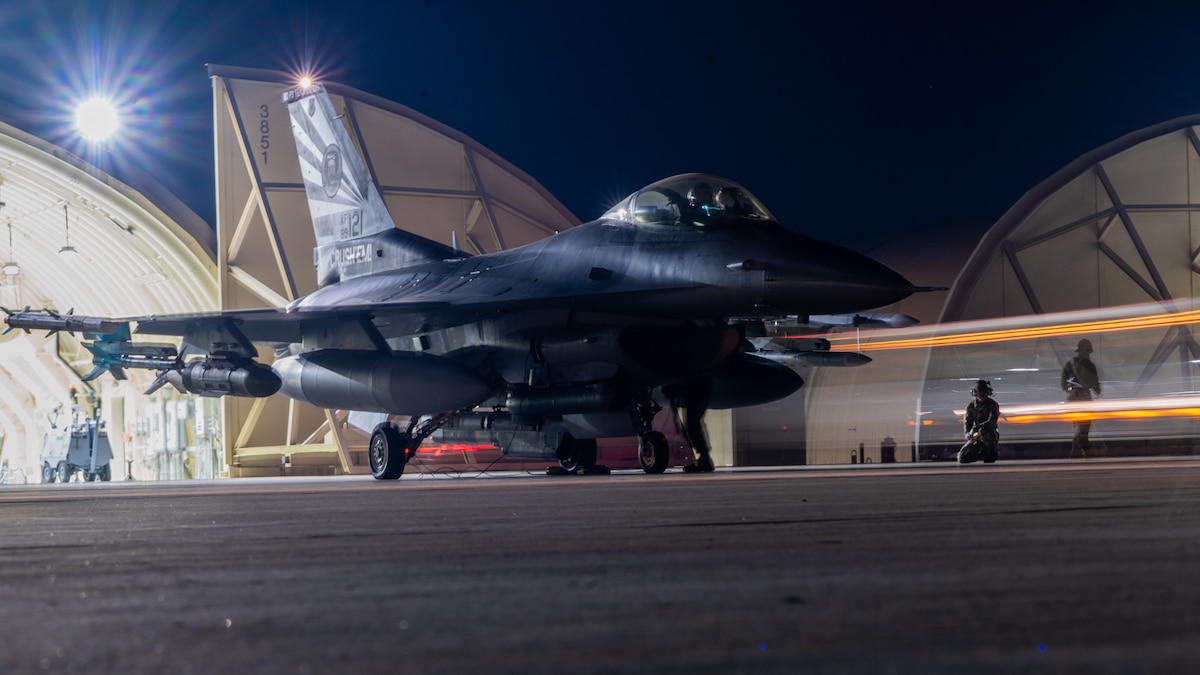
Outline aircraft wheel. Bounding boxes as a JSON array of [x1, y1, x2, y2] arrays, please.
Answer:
[[56, 462, 70, 483], [557, 436, 598, 474], [638, 431, 669, 474], [42, 462, 55, 484], [369, 424, 407, 480]]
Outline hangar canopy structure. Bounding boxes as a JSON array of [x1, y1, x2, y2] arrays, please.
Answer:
[[208, 65, 581, 476], [804, 115, 1200, 462], [0, 118, 217, 481]]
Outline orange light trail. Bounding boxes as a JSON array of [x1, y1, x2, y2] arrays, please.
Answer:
[[813, 301, 1200, 352], [1003, 408, 1200, 424], [952, 395, 1200, 425]]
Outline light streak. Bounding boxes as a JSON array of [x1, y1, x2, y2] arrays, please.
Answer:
[[1005, 408, 1200, 424], [809, 300, 1200, 352], [952, 395, 1200, 425]]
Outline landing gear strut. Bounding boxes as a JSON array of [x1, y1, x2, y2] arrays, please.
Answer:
[[555, 433, 600, 474], [631, 389, 669, 474], [369, 412, 458, 481]]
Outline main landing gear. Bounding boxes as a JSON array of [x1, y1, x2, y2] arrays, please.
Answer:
[[369, 412, 456, 481], [368, 424, 407, 480], [551, 433, 607, 476]]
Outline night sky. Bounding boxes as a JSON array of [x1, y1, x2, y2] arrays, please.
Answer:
[[2, 1, 1200, 250]]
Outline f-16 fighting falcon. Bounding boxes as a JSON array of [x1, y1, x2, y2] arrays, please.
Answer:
[[5, 82, 918, 480]]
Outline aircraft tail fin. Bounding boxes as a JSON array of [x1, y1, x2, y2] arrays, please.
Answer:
[[284, 84, 460, 285]]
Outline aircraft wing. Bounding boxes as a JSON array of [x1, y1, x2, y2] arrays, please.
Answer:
[[2, 286, 707, 387], [130, 305, 447, 345], [3, 304, 450, 392]]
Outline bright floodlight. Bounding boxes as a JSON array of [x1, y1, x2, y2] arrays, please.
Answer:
[[75, 97, 119, 142]]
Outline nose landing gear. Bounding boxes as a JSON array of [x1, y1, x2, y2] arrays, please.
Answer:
[[631, 390, 669, 474]]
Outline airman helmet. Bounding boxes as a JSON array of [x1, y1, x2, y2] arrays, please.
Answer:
[[971, 379, 993, 396]]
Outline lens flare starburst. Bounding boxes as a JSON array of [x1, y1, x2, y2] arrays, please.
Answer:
[[74, 96, 119, 142]]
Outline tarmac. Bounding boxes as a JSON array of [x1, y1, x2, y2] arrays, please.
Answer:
[[2, 458, 1200, 673]]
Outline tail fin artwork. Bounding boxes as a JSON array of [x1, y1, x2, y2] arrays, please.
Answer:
[[284, 84, 460, 286]]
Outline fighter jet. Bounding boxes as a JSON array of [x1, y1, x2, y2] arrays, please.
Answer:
[[5, 82, 917, 479]]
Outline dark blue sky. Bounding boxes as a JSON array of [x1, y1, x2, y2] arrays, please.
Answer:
[[2, 1, 1200, 249]]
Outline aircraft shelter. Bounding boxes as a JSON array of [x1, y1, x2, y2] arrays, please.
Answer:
[[801, 115, 1200, 464], [207, 66, 581, 476], [0, 119, 217, 482], [2, 66, 1199, 479]]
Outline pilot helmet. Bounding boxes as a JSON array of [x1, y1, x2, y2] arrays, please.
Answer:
[[687, 182, 713, 206], [1076, 338, 1093, 354], [716, 187, 743, 209], [971, 379, 993, 396]]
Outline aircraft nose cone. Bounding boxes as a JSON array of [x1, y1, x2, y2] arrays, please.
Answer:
[[764, 237, 916, 313]]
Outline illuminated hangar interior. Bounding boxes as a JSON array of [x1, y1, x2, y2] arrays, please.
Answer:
[[800, 115, 1200, 463], [0, 119, 217, 481]]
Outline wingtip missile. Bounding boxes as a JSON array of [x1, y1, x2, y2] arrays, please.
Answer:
[[1, 306, 29, 335], [807, 313, 921, 330], [4, 308, 124, 336]]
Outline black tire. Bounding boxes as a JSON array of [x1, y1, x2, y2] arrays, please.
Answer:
[[638, 431, 670, 474], [369, 424, 407, 480], [56, 462, 69, 483], [42, 462, 55, 484], [98, 464, 112, 481], [557, 436, 598, 473]]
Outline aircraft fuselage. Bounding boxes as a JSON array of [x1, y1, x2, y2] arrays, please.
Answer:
[[294, 214, 912, 326]]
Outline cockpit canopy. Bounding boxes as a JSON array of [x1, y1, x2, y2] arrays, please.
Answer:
[[602, 174, 775, 228]]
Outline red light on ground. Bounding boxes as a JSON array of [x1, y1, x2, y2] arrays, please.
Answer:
[[414, 444, 498, 455]]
